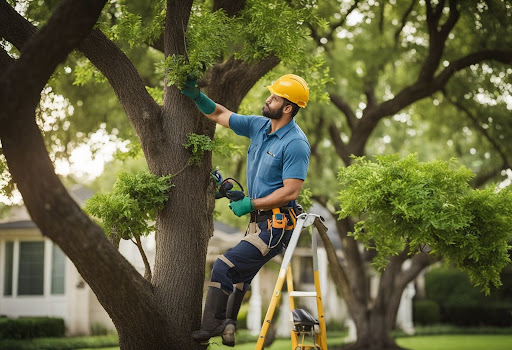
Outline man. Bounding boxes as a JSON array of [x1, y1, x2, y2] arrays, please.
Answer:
[[181, 74, 310, 346]]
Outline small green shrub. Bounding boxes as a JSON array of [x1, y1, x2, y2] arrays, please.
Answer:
[[0, 317, 65, 339], [90, 322, 109, 336], [414, 299, 441, 325]]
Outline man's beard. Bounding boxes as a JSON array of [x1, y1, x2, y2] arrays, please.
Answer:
[[262, 103, 285, 120]]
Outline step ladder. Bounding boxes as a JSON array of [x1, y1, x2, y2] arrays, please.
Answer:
[[256, 213, 328, 350]]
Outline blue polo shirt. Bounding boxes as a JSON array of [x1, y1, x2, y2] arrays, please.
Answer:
[[229, 113, 310, 199]]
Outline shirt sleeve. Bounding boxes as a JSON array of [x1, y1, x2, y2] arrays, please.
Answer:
[[229, 113, 254, 138], [282, 139, 310, 181]]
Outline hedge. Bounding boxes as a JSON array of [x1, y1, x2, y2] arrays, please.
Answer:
[[0, 317, 65, 339], [443, 304, 512, 327], [413, 299, 441, 325], [424, 266, 512, 327]]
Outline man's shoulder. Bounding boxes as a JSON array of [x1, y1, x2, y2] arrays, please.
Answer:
[[286, 122, 309, 145]]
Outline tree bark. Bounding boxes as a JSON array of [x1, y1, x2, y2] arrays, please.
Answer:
[[0, 0, 175, 348]]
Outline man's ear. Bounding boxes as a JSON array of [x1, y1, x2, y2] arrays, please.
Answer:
[[283, 104, 293, 114]]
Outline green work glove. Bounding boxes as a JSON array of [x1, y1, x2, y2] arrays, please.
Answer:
[[229, 196, 254, 217], [180, 77, 216, 114], [180, 78, 200, 99]]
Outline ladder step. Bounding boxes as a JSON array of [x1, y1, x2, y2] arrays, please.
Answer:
[[289, 291, 317, 297]]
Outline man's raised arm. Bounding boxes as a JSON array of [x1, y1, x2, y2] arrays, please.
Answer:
[[180, 78, 232, 128]]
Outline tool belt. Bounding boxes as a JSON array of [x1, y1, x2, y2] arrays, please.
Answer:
[[250, 205, 302, 230]]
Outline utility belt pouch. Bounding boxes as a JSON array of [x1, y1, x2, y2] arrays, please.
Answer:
[[285, 208, 297, 230], [272, 208, 286, 229]]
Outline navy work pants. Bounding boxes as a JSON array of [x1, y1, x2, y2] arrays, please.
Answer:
[[210, 220, 294, 294]]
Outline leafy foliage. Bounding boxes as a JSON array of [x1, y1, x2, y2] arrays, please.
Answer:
[[183, 133, 242, 166], [72, 59, 107, 86], [0, 153, 15, 200], [337, 154, 512, 293], [158, 8, 233, 89], [84, 172, 173, 240], [160, 0, 330, 98], [298, 187, 313, 212], [98, 0, 166, 47]]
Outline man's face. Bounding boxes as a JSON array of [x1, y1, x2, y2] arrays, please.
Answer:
[[262, 94, 286, 120]]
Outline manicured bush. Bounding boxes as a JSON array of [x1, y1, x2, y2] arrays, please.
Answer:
[[424, 266, 512, 327], [0, 335, 118, 350], [413, 299, 441, 325], [443, 303, 512, 327], [0, 317, 65, 339]]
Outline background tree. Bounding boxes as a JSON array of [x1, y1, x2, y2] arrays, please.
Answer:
[[0, 0, 328, 349], [299, 1, 512, 349]]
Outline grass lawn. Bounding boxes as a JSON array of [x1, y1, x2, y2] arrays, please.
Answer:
[[396, 335, 512, 350], [208, 331, 344, 350], [7, 333, 512, 350]]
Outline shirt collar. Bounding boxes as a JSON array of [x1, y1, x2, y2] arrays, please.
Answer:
[[264, 118, 296, 139]]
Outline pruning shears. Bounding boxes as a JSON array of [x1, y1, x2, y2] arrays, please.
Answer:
[[211, 170, 245, 202]]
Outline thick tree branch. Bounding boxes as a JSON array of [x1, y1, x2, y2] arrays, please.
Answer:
[[164, 0, 193, 58], [328, 122, 352, 166], [420, 0, 459, 81], [79, 29, 162, 129], [207, 55, 280, 111], [1, 0, 107, 115], [0, 0, 161, 128], [378, 2, 385, 35], [0, 46, 14, 68], [0, 0, 167, 342], [437, 49, 512, 84], [396, 252, 439, 291], [364, 79, 378, 109], [150, 33, 164, 52], [162, 0, 194, 108], [394, 0, 417, 45], [330, 93, 357, 130], [347, 48, 512, 156], [0, 0, 37, 50]]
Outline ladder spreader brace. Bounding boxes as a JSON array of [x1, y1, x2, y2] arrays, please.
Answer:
[[256, 213, 328, 350]]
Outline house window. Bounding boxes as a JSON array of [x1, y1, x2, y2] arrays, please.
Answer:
[[18, 241, 45, 295], [2, 240, 66, 297], [51, 244, 66, 294], [3, 241, 13, 296]]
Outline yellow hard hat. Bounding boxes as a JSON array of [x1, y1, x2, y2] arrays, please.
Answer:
[[266, 74, 309, 108]]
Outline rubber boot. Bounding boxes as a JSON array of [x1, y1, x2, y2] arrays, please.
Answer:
[[192, 287, 231, 343], [222, 288, 246, 347]]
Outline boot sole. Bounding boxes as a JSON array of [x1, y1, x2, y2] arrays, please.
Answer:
[[192, 319, 233, 343], [221, 324, 236, 347]]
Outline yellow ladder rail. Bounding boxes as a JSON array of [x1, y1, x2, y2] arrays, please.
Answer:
[[255, 213, 328, 350]]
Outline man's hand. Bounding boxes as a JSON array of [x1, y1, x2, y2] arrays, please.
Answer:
[[229, 196, 254, 217], [180, 78, 200, 100]]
